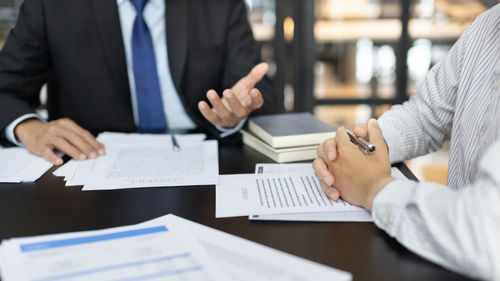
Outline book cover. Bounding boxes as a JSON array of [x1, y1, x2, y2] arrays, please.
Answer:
[[248, 113, 336, 148]]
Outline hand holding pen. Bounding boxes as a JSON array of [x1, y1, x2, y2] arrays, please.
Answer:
[[314, 119, 386, 201], [346, 129, 376, 154], [314, 119, 394, 210]]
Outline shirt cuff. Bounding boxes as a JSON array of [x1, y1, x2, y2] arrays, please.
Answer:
[[215, 118, 247, 138], [3, 114, 46, 146], [378, 118, 406, 164], [371, 179, 417, 236]]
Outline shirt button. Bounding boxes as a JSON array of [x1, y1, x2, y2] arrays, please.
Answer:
[[424, 242, 433, 252], [479, 134, 486, 144], [382, 215, 389, 226]]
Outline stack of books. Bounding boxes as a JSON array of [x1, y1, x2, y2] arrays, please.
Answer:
[[241, 113, 337, 163]]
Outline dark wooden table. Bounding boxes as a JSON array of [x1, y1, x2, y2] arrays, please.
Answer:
[[0, 142, 470, 281]]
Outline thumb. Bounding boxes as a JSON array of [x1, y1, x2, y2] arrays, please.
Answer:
[[367, 119, 385, 147], [234, 62, 269, 91]]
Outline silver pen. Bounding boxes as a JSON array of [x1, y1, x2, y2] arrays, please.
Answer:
[[346, 129, 376, 154], [171, 134, 181, 152]]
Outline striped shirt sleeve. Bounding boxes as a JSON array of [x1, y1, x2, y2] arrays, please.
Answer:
[[372, 141, 500, 280], [372, 5, 500, 280], [378, 17, 470, 163]]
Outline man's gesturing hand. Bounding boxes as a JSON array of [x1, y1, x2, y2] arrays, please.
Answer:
[[15, 118, 105, 165], [198, 63, 268, 128]]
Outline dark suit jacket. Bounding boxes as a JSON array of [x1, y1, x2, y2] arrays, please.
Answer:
[[0, 0, 275, 139]]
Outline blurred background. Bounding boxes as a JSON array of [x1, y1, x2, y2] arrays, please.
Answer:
[[243, 0, 496, 184], [0, 0, 498, 183]]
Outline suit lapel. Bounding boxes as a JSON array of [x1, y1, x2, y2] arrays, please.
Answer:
[[165, 0, 188, 92], [89, 0, 131, 99]]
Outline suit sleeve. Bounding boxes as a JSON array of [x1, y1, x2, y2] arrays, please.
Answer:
[[221, 0, 276, 116], [0, 0, 50, 133]]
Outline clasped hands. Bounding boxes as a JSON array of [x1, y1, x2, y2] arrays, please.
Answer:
[[313, 119, 395, 211], [14, 63, 269, 165]]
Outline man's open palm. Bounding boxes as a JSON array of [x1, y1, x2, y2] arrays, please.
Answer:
[[198, 63, 268, 128]]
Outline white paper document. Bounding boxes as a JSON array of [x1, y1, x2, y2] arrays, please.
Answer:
[[216, 164, 408, 221], [0, 217, 228, 281], [143, 215, 352, 281], [216, 174, 256, 218], [52, 159, 78, 179], [217, 173, 368, 218], [0, 148, 52, 183], [65, 160, 96, 186], [52, 132, 219, 190], [252, 164, 407, 222], [82, 140, 218, 190]]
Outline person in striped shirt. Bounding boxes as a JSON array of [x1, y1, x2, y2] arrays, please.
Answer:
[[313, 4, 499, 280]]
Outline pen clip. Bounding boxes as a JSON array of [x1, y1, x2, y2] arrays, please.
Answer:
[[171, 135, 181, 152]]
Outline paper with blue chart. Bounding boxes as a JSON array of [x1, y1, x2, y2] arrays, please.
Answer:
[[0, 214, 352, 281], [0, 216, 227, 281]]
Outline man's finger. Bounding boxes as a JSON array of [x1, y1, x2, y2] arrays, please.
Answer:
[[52, 137, 87, 161], [76, 129, 105, 156], [313, 157, 340, 200], [57, 118, 104, 157], [41, 147, 63, 166], [64, 131, 97, 159], [223, 90, 248, 119], [320, 181, 340, 201], [329, 186, 340, 201], [198, 101, 223, 127], [336, 127, 356, 149], [353, 123, 368, 138], [207, 90, 235, 122], [313, 158, 335, 187], [248, 88, 264, 110], [232, 63, 269, 93], [317, 137, 337, 162], [366, 118, 385, 146]]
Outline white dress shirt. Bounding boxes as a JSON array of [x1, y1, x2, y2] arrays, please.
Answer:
[[375, 5, 500, 280], [3, 0, 243, 145], [116, 0, 195, 129]]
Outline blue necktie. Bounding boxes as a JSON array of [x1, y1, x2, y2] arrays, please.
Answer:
[[131, 0, 168, 133]]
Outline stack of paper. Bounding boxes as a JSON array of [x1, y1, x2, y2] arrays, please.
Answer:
[[53, 132, 219, 190], [0, 214, 352, 281], [0, 147, 52, 183], [216, 163, 407, 222]]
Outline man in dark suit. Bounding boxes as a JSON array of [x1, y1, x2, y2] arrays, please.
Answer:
[[0, 0, 275, 165]]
